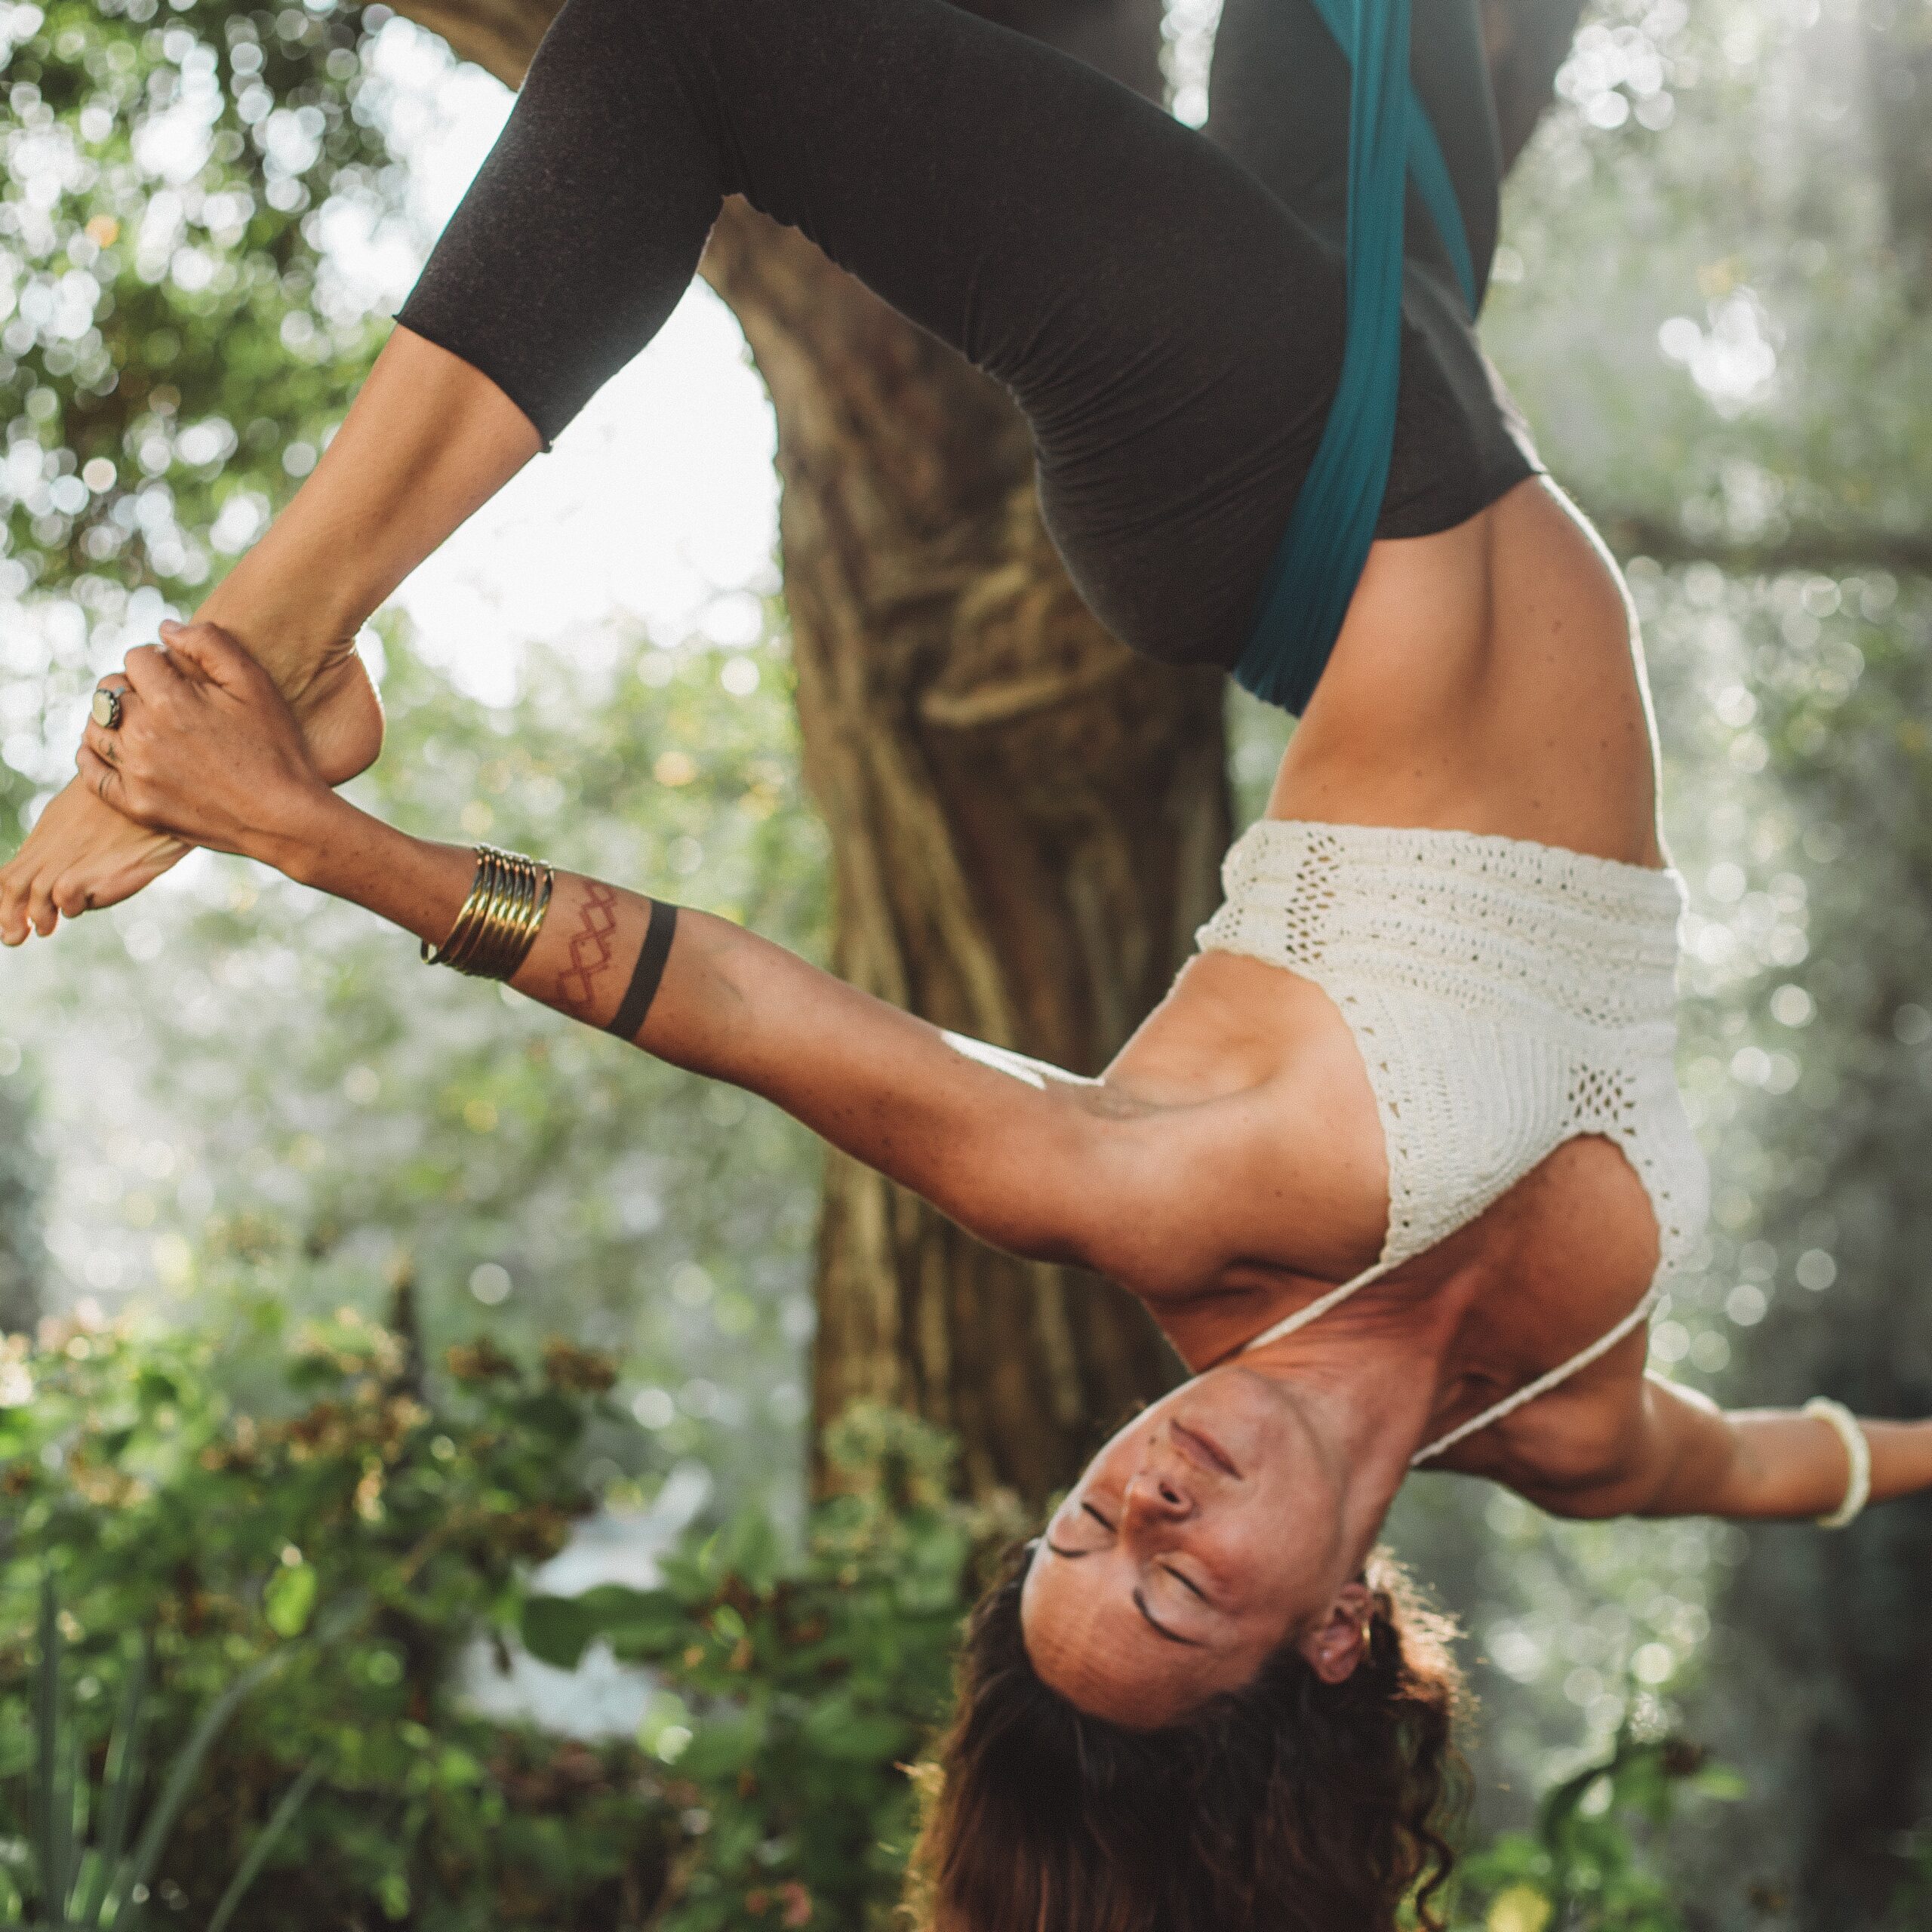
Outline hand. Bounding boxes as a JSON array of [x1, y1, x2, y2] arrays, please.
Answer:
[[0, 629, 381, 946], [73, 621, 334, 867]]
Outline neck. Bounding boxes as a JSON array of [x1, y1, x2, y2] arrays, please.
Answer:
[[1239, 1286, 1472, 1561]]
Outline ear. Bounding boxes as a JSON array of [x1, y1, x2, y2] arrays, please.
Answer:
[[1296, 1579, 1375, 1685]]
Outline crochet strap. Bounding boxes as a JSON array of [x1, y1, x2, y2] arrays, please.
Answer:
[[1407, 1287, 1664, 1466]]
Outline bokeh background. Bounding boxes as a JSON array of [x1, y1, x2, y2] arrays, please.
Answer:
[[2, 0, 1930, 1926]]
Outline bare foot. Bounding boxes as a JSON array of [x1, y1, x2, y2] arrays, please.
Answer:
[[0, 642, 383, 946]]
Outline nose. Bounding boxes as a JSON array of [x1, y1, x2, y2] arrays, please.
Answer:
[[1122, 1463, 1193, 1524]]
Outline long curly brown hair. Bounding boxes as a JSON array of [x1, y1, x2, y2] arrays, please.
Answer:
[[908, 1544, 1466, 1932]]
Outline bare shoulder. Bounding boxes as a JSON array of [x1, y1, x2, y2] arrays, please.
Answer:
[[1439, 1339, 1657, 1515], [1419, 1138, 1669, 1509], [1080, 952, 1391, 1299]]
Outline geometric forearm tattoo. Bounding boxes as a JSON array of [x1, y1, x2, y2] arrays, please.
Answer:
[[557, 880, 621, 1019]]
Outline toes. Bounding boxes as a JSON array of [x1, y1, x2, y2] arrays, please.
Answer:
[[26, 873, 60, 940], [0, 868, 28, 948]]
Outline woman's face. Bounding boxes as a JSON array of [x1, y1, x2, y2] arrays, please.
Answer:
[[1020, 1366, 1370, 1727]]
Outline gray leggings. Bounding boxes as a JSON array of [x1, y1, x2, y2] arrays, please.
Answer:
[[397, 0, 1537, 681]]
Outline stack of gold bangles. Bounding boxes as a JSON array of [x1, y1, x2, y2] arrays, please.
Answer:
[[423, 845, 555, 982]]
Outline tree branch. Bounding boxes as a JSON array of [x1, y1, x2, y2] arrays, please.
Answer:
[[383, 0, 549, 86], [1597, 509, 1932, 581]]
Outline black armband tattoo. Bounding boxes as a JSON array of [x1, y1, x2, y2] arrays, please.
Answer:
[[607, 897, 680, 1041]]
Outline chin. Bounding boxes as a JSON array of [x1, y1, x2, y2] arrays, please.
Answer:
[[1162, 1364, 1306, 1479]]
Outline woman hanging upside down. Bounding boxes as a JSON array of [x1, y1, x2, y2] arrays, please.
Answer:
[[18, 0, 1932, 1925]]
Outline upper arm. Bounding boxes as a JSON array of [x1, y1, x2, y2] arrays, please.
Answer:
[[675, 913, 1140, 1269], [1494, 1373, 1746, 1521], [1521, 1376, 1826, 1522]]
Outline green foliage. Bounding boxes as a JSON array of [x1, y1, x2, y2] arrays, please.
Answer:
[[2, 1574, 317, 1930], [1451, 1723, 1746, 1932], [14, 617, 828, 1520], [0, 1301, 675, 1929], [0, 0, 401, 844], [2, 1305, 1762, 1932], [521, 1403, 1022, 1932], [0, 0, 389, 596]]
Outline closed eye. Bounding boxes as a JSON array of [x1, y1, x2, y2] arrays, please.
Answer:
[[1042, 1498, 1118, 1560], [1162, 1564, 1208, 1604]]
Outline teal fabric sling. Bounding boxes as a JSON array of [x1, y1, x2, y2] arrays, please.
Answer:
[[1232, 0, 1480, 713]]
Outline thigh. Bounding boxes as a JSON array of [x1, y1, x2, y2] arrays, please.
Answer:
[[702, 0, 1343, 669], [412, 0, 1343, 669]]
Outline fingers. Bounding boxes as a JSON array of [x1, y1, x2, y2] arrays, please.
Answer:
[[119, 641, 186, 698], [76, 743, 128, 820], [81, 702, 131, 778], [156, 617, 257, 691]]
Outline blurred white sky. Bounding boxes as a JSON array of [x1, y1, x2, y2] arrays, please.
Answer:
[[356, 18, 781, 705]]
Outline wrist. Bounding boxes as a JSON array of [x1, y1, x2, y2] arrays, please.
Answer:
[[257, 789, 360, 886]]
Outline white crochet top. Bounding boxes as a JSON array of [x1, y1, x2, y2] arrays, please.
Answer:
[[1194, 819, 1710, 1465]]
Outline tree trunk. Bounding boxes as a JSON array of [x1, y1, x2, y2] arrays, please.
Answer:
[[1864, 0, 1932, 269], [390, 0, 1212, 1506], [0, 1084, 42, 1335]]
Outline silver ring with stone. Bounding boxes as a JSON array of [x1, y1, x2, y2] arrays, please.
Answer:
[[91, 685, 127, 732]]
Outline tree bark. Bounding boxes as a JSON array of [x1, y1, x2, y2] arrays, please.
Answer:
[[386, 0, 1211, 1506]]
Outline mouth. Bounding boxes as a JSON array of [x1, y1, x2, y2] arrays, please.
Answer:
[[1171, 1418, 1240, 1480]]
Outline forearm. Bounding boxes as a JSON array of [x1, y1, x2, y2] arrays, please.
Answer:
[[195, 328, 541, 702], [274, 796, 716, 1049], [271, 796, 1106, 1260], [1633, 1381, 1932, 1521], [1708, 1411, 1932, 1519]]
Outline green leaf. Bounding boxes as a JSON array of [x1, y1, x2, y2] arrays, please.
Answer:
[[715, 1509, 783, 1592], [675, 1711, 768, 1783], [32, 1576, 75, 1923], [1687, 1764, 1749, 1802], [107, 1645, 294, 1921], [73, 1641, 150, 1927], [263, 1562, 319, 1640], [520, 1595, 605, 1672], [204, 1762, 327, 1932], [521, 1586, 691, 1669], [800, 1697, 913, 1767]]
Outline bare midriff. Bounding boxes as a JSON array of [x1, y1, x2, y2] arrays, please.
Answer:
[[1266, 475, 1666, 871]]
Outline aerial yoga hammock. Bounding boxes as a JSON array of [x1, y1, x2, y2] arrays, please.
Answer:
[[59, 2, 1932, 1930], [1239, 0, 1481, 708]]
